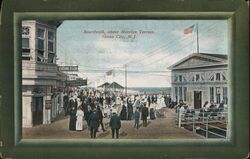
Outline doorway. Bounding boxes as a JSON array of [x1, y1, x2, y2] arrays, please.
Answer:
[[194, 91, 202, 109], [32, 97, 43, 126]]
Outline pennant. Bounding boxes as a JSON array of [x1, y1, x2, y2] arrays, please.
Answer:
[[106, 70, 112, 76]]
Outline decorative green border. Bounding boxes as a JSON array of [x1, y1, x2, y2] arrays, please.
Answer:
[[0, 0, 249, 159]]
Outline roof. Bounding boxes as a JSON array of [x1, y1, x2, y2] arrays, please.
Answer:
[[200, 53, 227, 60], [97, 82, 110, 88], [168, 53, 228, 70], [37, 20, 63, 28], [107, 82, 124, 89]]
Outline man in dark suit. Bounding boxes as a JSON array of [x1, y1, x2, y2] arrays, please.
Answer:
[[109, 110, 121, 139], [96, 105, 105, 132], [141, 104, 149, 127], [88, 109, 99, 138]]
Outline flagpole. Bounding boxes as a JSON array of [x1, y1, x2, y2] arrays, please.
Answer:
[[196, 23, 199, 53]]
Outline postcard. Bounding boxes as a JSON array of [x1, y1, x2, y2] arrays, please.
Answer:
[[21, 20, 229, 140]]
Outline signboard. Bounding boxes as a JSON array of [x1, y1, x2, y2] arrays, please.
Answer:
[[58, 65, 78, 71], [45, 100, 52, 109], [51, 87, 64, 93], [66, 79, 87, 86]]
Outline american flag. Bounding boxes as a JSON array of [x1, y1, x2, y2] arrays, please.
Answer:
[[184, 25, 195, 34]]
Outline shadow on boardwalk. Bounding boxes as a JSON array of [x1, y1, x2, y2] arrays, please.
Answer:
[[23, 108, 204, 139]]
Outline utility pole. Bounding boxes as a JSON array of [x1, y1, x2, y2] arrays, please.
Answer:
[[125, 64, 127, 96]]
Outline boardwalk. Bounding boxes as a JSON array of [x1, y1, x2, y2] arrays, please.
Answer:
[[23, 108, 204, 139]]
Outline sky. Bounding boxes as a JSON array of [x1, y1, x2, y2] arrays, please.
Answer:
[[56, 20, 228, 88]]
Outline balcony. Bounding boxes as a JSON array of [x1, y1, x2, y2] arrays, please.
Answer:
[[22, 61, 58, 81]]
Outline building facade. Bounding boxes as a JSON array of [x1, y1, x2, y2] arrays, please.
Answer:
[[22, 20, 66, 127], [168, 53, 228, 109]]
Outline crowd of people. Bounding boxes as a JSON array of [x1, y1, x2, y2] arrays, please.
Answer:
[[174, 99, 227, 127], [62, 87, 172, 139]]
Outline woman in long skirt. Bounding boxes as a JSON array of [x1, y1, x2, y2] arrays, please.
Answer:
[[76, 107, 84, 131], [69, 107, 77, 131]]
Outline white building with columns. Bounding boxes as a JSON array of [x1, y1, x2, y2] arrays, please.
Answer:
[[22, 20, 67, 127], [168, 53, 228, 109]]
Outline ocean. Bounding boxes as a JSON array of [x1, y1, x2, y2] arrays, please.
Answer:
[[128, 87, 171, 95]]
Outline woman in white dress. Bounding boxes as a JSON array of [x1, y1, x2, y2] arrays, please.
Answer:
[[156, 95, 165, 110], [76, 107, 84, 131]]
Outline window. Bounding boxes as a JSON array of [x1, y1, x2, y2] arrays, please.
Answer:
[[48, 31, 55, 63], [37, 28, 45, 62], [174, 76, 178, 82], [191, 76, 195, 81], [183, 76, 187, 82], [38, 39, 44, 50], [210, 75, 214, 81], [175, 87, 178, 102], [48, 53, 55, 63], [223, 87, 228, 104], [179, 87, 182, 101], [48, 41, 54, 52], [38, 28, 45, 38], [183, 87, 187, 101], [196, 74, 200, 81], [222, 74, 227, 81], [201, 75, 204, 81], [22, 38, 30, 60], [22, 38, 29, 48], [216, 87, 221, 104], [48, 31, 55, 52], [48, 31, 54, 41], [37, 50, 44, 62], [216, 73, 220, 81], [210, 87, 214, 102], [179, 75, 182, 82]]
